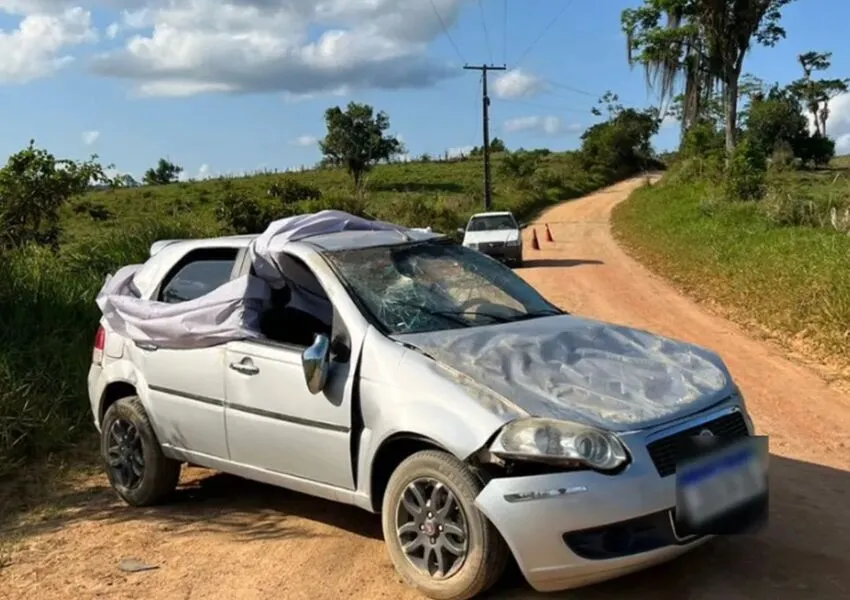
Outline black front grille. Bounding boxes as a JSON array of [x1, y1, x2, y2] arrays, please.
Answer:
[[563, 509, 699, 560], [646, 411, 749, 477]]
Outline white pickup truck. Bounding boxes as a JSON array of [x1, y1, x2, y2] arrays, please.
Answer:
[[458, 211, 523, 267]]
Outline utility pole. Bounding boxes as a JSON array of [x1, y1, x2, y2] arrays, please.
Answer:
[[464, 63, 506, 211]]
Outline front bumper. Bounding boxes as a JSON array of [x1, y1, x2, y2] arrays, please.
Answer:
[[475, 403, 761, 592], [471, 243, 522, 263], [475, 462, 708, 592]]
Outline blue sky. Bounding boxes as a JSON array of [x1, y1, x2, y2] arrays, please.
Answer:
[[1, 0, 848, 180]]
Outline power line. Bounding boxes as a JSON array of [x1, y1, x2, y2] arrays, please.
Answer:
[[501, 98, 595, 115], [428, 0, 466, 64], [512, 0, 574, 67], [477, 0, 493, 65], [547, 80, 599, 98]]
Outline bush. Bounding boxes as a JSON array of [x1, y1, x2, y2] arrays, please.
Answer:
[[266, 178, 322, 203], [799, 134, 836, 168], [0, 142, 107, 251], [723, 138, 767, 201], [761, 183, 817, 227], [500, 151, 544, 184], [680, 121, 725, 160], [0, 220, 206, 475]]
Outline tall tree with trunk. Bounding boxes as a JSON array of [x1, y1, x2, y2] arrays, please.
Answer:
[[787, 51, 849, 136], [622, 0, 795, 157]]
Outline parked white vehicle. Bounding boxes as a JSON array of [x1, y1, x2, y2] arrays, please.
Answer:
[[459, 211, 523, 267], [89, 211, 767, 600]]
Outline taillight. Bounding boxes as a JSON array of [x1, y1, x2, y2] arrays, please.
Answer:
[[92, 325, 106, 366]]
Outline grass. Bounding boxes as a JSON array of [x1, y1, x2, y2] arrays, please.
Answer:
[[61, 153, 603, 250], [0, 151, 619, 476], [612, 156, 850, 368]]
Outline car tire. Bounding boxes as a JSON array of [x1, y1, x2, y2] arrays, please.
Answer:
[[381, 450, 509, 600], [100, 396, 181, 507]]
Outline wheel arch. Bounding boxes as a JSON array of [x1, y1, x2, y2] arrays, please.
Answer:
[[369, 432, 451, 513], [99, 380, 139, 423]]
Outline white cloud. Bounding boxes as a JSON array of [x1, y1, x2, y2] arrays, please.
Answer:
[[503, 115, 581, 136], [81, 129, 100, 145], [0, 5, 97, 83], [83, 0, 465, 97], [447, 145, 474, 158], [197, 163, 211, 179], [818, 92, 850, 154], [294, 134, 318, 147], [105, 21, 120, 39], [493, 69, 548, 99]]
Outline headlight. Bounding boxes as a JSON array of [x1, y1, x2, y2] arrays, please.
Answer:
[[490, 418, 628, 471], [506, 239, 521, 247], [466, 242, 479, 250]]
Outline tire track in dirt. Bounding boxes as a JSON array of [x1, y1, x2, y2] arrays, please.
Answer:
[[2, 176, 848, 600]]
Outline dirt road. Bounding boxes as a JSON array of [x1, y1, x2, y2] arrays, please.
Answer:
[[3, 176, 849, 599]]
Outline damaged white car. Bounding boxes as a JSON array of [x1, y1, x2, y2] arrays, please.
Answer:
[[89, 211, 768, 600]]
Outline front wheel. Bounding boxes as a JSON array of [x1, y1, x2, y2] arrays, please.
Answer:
[[381, 450, 509, 600], [100, 396, 181, 507]]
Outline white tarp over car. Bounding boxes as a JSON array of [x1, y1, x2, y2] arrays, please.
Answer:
[[95, 210, 417, 349]]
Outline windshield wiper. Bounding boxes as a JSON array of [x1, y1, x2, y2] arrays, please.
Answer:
[[390, 301, 474, 327], [432, 310, 513, 323], [506, 308, 564, 322]]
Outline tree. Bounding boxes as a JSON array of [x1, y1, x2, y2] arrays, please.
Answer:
[[580, 105, 662, 178], [622, 0, 795, 156], [143, 158, 183, 185], [743, 84, 809, 159], [0, 141, 107, 250], [319, 102, 404, 190], [787, 51, 849, 136]]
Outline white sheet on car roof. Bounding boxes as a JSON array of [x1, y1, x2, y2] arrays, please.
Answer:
[[95, 210, 419, 349]]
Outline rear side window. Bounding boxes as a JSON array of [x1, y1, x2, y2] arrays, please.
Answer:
[[158, 248, 239, 304]]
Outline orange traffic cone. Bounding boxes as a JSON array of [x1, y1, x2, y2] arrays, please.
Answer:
[[545, 223, 554, 242], [531, 228, 540, 250]]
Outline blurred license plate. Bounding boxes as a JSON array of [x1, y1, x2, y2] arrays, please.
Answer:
[[676, 438, 767, 530]]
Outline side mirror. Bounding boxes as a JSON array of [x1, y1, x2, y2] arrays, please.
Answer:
[[301, 333, 331, 395]]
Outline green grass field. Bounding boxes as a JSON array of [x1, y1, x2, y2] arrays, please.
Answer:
[[0, 151, 617, 476], [62, 153, 602, 249], [612, 156, 850, 367]]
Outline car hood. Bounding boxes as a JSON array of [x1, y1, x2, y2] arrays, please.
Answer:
[[463, 229, 520, 245], [393, 315, 733, 432]]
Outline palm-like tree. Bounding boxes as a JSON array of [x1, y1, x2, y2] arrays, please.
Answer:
[[622, 0, 794, 155]]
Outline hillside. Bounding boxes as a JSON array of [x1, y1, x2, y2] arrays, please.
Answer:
[[61, 152, 598, 250], [613, 155, 850, 373]]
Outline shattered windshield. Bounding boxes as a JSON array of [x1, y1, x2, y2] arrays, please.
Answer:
[[324, 240, 561, 335], [467, 215, 517, 231]]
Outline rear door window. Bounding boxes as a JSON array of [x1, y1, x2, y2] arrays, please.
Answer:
[[158, 249, 239, 304]]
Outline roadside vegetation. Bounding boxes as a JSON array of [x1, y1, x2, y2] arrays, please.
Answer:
[[614, 0, 850, 367], [0, 99, 663, 476]]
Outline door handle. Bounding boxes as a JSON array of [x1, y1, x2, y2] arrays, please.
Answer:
[[136, 341, 159, 351], [229, 359, 259, 376]]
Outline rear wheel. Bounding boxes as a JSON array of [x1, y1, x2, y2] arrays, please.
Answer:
[[100, 396, 181, 507], [381, 450, 509, 600]]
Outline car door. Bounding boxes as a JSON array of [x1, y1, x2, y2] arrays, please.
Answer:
[[136, 247, 240, 460], [223, 254, 356, 490]]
